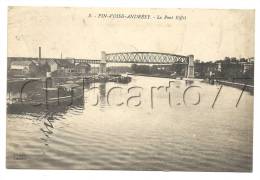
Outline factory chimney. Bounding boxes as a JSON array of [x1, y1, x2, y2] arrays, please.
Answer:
[[39, 46, 41, 60]]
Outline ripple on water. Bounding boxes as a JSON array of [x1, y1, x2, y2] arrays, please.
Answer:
[[6, 77, 253, 171]]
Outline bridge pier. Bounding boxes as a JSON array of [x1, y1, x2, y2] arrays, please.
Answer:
[[186, 55, 194, 78], [99, 51, 107, 74]]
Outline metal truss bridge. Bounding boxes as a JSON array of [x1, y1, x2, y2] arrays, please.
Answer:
[[75, 52, 189, 64]]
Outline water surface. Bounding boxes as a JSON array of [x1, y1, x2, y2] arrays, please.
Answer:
[[6, 76, 253, 171]]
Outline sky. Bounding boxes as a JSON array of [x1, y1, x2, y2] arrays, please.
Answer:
[[8, 7, 255, 61]]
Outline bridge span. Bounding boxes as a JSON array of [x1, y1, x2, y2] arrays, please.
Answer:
[[75, 51, 195, 78]]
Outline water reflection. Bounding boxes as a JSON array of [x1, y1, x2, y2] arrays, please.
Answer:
[[99, 83, 107, 108], [185, 79, 194, 86], [39, 111, 55, 147]]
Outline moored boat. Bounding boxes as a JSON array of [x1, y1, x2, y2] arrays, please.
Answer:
[[7, 83, 84, 108]]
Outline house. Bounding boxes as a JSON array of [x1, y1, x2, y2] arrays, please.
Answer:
[[75, 62, 91, 74], [9, 60, 38, 76], [242, 62, 254, 73], [216, 62, 222, 72], [46, 59, 58, 72]]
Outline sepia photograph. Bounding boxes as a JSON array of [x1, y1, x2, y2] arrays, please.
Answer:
[[6, 6, 254, 171]]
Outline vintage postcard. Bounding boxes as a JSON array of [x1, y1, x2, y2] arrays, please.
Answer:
[[7, 7, 254, 171]]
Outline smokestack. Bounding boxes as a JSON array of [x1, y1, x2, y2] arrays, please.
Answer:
[[39, 46, 41, 60]]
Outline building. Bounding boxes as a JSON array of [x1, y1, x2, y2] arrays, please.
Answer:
[[216, 62, 222, 72], [9, 60, 38, 77], [46, 59, 58, 72], [55, 59, 75, 74], [242, 62, 254, 74]]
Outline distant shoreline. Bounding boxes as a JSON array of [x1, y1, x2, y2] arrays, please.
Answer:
[[131, 73, 254, 94]]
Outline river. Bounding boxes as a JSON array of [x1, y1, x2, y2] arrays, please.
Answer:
[[6, 76, 253, 171]]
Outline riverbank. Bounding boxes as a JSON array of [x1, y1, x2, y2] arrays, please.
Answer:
[[217, 80, 254, 94], [203, 79, 254, 94], [131, 73, 175, 79], [132, 73, 254, 94]]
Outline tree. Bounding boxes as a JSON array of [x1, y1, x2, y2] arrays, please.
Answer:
[[131, 64, 138, 73]]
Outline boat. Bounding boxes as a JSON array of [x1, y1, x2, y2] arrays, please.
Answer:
[[108, 74, 121, 82], [74, 76, 92, 85], [170, 73, 177, 79], [117, 76, 132, 84], [7, 83, 84, 109]]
